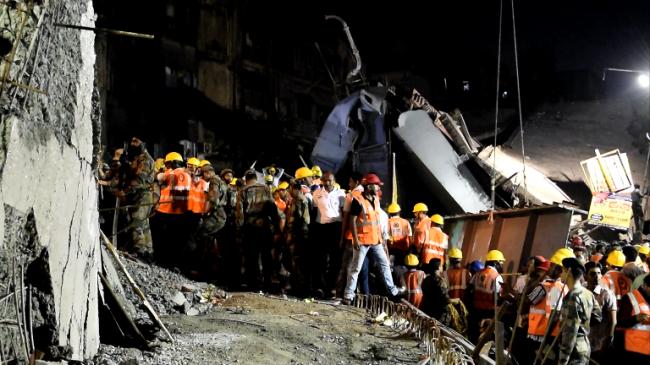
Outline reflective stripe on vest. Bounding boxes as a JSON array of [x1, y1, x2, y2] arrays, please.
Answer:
[[345, 190, 363, 240], [625, 289, 650, 355], [448, 268, 469, 300], [389, 217, 410, 252], [156, 170, 176, 214], [353, 195, 381, 245], [473, 266, 500, 310], [188, 178, 208, 214], [602, 270, 631, 301], [528, 280, 564, 337], [405, 270, 424, 308], [421, 228, 448, 265]]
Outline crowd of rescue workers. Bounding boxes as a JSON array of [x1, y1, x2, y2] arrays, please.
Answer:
[[97, 137, 650, 364]]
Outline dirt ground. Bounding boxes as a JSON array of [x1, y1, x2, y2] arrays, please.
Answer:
[[92, 293, 423, 365]]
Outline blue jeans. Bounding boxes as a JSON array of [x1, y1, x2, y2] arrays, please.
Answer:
[[359, 255, 370, 294], [344, 244, 397, 300]]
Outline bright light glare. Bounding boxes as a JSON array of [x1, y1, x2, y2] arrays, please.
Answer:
[[638, 74, 649, 88]]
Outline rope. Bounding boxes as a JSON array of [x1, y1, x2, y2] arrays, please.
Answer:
[[511, 0, 528, 206], [490, 0, 504, 220]]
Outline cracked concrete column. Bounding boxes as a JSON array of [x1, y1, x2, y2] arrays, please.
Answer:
[[0, 0, 100, 360]]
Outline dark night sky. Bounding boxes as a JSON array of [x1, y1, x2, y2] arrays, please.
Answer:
[[267, 0, 650, 108]]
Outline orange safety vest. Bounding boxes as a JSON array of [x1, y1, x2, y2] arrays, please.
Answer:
[[167, 168, 191, 214], [421, 226, 448, 264], [352, 195, 381, 245], [188, 177, 208, 214], [403, 270, 425, 308], [156, 169, 174, 214], [528, 279, 566, 337], [274, 197, 287, 213], [624, 289, 650, 355], [345, 190, 363, 240], [472, 266, 501, 310], [388, 216, 411, 252], [447, 267, 470, 300], [602, 270, 631, 301], [413, 217, 431, 251]]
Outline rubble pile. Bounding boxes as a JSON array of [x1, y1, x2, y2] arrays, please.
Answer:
[[116, 254, 230, 321]]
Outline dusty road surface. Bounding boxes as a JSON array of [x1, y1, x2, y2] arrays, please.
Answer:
[[92, 293, 423, 365]]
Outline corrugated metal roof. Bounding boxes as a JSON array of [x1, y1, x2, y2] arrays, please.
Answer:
[[445, 202, 587, 220]]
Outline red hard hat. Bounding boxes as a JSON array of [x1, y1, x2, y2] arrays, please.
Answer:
[[362, 173, 383, 185], [534, 256, 550, 271]]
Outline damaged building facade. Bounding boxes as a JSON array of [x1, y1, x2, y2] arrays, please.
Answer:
[[95, 0, 337, 170], [0, 0, 100, 361]]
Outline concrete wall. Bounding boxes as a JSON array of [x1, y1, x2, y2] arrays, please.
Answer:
[[0, 0, 99, 360]]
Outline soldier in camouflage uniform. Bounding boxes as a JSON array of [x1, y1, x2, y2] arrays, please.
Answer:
[[219, 168, 241, 289], [195, 165, 228, 279], [124, 137, 155, 258], [236, 170, 280, 291], [557, 257, 602, 365], [285, 182, 310, 296]]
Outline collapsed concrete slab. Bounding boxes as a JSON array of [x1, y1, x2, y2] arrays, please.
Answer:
[[0, 0, 99, 360]]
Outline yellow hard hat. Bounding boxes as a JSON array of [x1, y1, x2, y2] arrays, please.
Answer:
[[413, 203, 428, 213], [405, 254, 419, 267], [154, 158, 165, 171], [606, 250, 625, 268], [639, 245, 650, 256], [264, 175, 273, 183], [277, 181, 289, 190], [431, 214, 444, 225], [165, 152, 183, 162], [187, 157, 200, 167], [295, 167, 313, 180], [449, 247, 463, 260], [311, 165, 323, 177], [387, 203, 401, 214], [199, 160, 211, 167], [486, 250, 506, 262], [550, 247, 575, 266], [230, 178, 238, 186]]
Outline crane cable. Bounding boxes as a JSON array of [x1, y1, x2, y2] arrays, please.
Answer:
[[511, 0, 529, 206], [490, 0, 504, 222]]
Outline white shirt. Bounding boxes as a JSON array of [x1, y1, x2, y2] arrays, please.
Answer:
[[313, 187, 346, 224]]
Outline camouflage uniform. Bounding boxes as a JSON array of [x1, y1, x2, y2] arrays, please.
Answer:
[[558, 285, 602, 365], [124, 150, 155, 256], [285, 191, 310, 294], [236, 182, 279, 290]]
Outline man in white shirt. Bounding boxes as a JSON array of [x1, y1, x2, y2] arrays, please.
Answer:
[[312, 171, 346, 298]]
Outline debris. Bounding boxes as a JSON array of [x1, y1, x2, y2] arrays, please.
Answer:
[[373, 312, 387, 323], [308, 311, 319, 316], [186, 308, 199, 317], [171, 292, 187, 307], [180, 284, 197, 293], [100, 230, 174, 343]]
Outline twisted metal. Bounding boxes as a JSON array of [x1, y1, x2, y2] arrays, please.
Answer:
[[352, 294, 476, 365]]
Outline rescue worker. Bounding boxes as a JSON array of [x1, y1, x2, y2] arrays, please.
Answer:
[[156, 151, 191, 268], [273, 181, 290, 229], [602, 250, 631, 302], [123, 137, 155, 259], [264, 174, 274, 188], [401, 254, 425, 308], [184, 157, 208, 275], [469, 249, 505, 342], [195, 164, 228, 280], [262, 165, 284, 187], [236, 170, 280, 292], [584, 261, 617, 364], [469, 260, 484, 276], [635, 244, 649, 273], [557, 257, 601, 365], [421, 258, 459, 329], [294, 167, 314, 205], [447, 248, 470, 301], [411, 203, 430, 255], [285, 181, 311, 295], [528, 249, 573, 362], [617, 273, 650, 361], [422, 214, 448, 265], [220, 168, 240, 290], [386, 203, 412, 281], [312, 171, 345, 297], [336, 171, 364, 297], [342, 173, 402, 305], [311, 165, 323, 188]]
